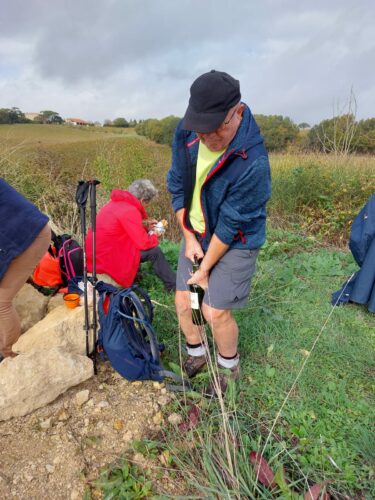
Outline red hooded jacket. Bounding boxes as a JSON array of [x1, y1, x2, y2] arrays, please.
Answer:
[[86, 190, 158, 287]]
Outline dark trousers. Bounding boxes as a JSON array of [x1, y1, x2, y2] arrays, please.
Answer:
[[140, 247, 176, 291]]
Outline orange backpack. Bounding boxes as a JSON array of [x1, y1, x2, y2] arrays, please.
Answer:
[[31, 247, 63, 294]]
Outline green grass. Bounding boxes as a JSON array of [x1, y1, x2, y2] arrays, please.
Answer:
[[2, 124, 373, 497], [0, 124, 173, 235], [0, 123, 136, 145], [269, 153, 375, 243], [132, 230, 374, 498], [1, 125, 374, 245]]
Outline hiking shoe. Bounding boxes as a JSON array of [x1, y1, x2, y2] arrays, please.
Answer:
[[205, 363, 240, 398], [183, 354, 207, 378]]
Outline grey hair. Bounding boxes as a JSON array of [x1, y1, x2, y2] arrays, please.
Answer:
[[128, 179, 158, 202]]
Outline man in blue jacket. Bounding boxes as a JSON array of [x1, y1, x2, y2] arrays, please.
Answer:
[[0, 179, 51, 360], [167, 70, 271, 395]]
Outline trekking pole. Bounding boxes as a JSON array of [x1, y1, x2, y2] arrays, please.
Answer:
[[89, 179, 100, 375], [75, 180, 90, 359]]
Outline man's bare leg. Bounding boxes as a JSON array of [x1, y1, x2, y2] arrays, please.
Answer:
[[202, 304, 238, 357]]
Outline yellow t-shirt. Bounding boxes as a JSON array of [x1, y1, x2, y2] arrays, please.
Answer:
[[189, 141, 226, 233]]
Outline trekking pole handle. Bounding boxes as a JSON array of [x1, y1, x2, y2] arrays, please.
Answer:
[[89, 179, 100, 229], [75, 180, 90, 207]]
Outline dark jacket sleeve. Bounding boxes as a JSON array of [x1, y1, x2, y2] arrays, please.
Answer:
[[214, 156, 271, 245], [167, 122, 186, 213]]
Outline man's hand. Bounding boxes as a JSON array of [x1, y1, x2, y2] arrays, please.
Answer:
[[144, 219, 158, 231], [187, 267, 209, 290], [185, 236, 204, 262]]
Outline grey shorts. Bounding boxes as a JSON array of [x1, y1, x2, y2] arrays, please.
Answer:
[[176, 242, 259, 310]]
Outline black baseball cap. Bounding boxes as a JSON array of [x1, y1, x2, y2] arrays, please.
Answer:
[[182, 70, 241, 133]]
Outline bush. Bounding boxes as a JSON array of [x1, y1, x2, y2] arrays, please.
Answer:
[[254, 114, 299, 152], [307, 115, 375, 154], [0, 107, 28, 124], [269, 154, 375, 242], [135, 115, 181, 146]]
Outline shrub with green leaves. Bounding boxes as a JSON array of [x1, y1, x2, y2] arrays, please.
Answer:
[[94, 459, 153, 499]]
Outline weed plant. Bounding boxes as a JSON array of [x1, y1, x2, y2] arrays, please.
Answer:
[[269, 153, 375, 243]]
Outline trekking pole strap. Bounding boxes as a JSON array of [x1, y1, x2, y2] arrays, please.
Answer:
[[117, 309, 152, 328], [158, 369, 192, 392]]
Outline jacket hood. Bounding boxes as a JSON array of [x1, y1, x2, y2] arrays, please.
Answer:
[[110, 189, 147, 218]]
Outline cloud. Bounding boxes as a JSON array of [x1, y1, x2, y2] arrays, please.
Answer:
[[0, 0, 374, 124]]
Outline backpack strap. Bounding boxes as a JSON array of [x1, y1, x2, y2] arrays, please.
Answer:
[[117, 300, 159, 362], [158, 369, 192, 392]]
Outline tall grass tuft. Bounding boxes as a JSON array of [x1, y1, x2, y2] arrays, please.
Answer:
[[269, 153, 375, 243]]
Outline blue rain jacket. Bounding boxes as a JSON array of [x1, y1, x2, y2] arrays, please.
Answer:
[[0, 178, 49, 281], [332, 194, 375, 313], [167, 105, 271, 252]]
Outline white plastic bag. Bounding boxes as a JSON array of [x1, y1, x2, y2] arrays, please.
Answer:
[[78, 280, 99, 306]]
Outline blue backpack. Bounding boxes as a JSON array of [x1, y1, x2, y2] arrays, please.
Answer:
[[97, 282, 188, 390]]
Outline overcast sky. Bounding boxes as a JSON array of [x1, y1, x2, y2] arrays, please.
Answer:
[[1, 0, 374, 126]]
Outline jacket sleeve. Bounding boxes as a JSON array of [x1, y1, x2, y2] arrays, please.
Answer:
[[167, 122, 185, 213], [119, 208, 159, 251], [214, 155, 271, 245]]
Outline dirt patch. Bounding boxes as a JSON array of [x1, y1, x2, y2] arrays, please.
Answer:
[[0, 361, 177, 499]]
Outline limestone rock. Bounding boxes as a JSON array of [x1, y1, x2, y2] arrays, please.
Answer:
[[13, 305, 92, 355], [75, 390, 90, 406], [157, 394, 170, 406], [14, 284, 49, 333], [40, 417, 52, 430], [0, 348, 93, 421], [153, 411, 163, 425], [167, 412, 183, 425], [47, 294, 64, 313]]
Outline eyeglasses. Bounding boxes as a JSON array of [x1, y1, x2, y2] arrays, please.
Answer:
[[224, 106, 239, 125], [215, 105, 239, 132], [197, 104, 241, 136]]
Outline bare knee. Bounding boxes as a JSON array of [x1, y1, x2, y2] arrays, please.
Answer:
[[202, 303, 231, 325], [175, 291, 191, 317]]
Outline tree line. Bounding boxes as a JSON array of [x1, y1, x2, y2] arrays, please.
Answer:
[[0, 108, 64, 124], [2, 106, 374, 154], [135, 113, 375, 154], [103, 117, 138, 128]]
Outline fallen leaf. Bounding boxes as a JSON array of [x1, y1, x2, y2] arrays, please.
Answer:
[[178, 404, 200, 432], [300, 349, 311, 357], [304, 483, 330, 500], [113, 419, 124, 431], [159, 450, 171, 466], [249, 451, 275, 488]]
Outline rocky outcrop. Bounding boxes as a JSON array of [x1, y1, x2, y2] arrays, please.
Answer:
[[47, 293, 64, 313], [13, 304, 93, 356], [0, 348, 93, 420], [14, 284, 49, 333]]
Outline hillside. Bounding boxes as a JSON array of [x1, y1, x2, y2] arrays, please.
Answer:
[[1, 124, 374, 244], [0, 124, 374, 498]]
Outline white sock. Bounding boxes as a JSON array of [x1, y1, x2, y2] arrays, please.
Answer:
[[186, 344, 207, 357], [217, 353, 240, 369]]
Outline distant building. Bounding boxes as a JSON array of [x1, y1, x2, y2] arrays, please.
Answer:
[[65, 118, 89, 126], [25, 112, 40, 121]]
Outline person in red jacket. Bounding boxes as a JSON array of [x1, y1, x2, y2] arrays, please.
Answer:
[[86, 179, 176, 291]]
